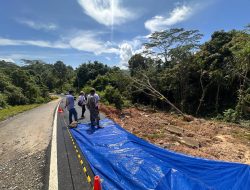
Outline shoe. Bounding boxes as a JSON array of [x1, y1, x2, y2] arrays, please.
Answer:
[[69, 121, 78, 128], [97, 125, 104, 128]]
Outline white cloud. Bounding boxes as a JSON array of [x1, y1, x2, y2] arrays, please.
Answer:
[[77, 0, 135, 26], [0, 38, 20, 46], [145, 5, 192, 32], [18, 19, 57, 31], [0, 53, 69, 63], [0, 58, 15, 63], [0, 38, 69, 49], [0, 32, 146, 68], [116, 35, 148, 68], [0, 33, 119, 54], [105, 56, 111, 61], [119, 43, 133, 67], [69, 31, 119, 54], [0, 54, 38, 63]]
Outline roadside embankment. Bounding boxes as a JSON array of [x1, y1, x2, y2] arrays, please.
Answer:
[[0, 104, 40, 122]]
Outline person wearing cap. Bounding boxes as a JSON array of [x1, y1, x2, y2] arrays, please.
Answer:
[[65, 90, 78, 124], [78, 91, 86, 118]]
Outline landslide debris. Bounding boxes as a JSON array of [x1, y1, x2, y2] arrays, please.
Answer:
[[100, 104, 250, 164]]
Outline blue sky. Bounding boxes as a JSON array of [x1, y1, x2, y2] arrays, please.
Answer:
[[0, 0, 249, 68]]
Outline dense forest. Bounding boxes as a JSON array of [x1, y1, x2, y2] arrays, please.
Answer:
[[0, 26, 249, 122], [0, 60, 74, 106]]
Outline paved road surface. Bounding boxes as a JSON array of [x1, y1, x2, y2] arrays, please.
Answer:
[[56, 99, 105, 190], [0, 97, 103, 190], [0, 99, 61, 190]]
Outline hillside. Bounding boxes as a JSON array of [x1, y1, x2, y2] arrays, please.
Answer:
[[100, 104, 250, 164]]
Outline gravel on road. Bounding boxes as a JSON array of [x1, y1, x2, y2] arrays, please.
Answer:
[[0, 99, 60, 190]]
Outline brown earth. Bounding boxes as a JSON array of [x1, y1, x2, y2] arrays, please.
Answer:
[[100, 104, 250, 165]]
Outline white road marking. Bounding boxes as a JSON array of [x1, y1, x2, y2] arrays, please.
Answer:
[[49, 103, 60, 190]]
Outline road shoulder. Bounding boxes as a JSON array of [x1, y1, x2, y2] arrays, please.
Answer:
[[0, 99, 61, 190]]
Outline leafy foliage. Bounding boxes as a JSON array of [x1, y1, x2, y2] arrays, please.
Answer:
[[0, 60, 73, 106], [74, 61, 110, 89], [127, 27, 250, 121], [1, 25, 249, 123], [223, 109, 237, 122], [103, 85, 123, 110]]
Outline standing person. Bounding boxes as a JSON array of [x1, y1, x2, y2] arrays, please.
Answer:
[[65, 90, 78, 124], [86, 88, 102, 128], [78, 91, 86, 118]]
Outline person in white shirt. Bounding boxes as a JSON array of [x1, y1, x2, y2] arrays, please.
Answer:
[[78, 91, 86, 118]]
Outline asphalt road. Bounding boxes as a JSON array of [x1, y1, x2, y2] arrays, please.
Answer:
[[0, 96, 104, 190], [0, 99, 61, 190], [0, 97, 102, 190], [56, 99, 105, 190]]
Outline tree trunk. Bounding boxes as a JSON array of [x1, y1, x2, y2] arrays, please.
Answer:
[[196, 71, 211, 115], [130, 75, 193, 121], [196, 88, 207, 115], [215, 84, 220, 113], [236, 67, 248, 119]]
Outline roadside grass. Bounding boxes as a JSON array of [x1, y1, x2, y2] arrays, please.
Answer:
[[0, 104, 40, 122]]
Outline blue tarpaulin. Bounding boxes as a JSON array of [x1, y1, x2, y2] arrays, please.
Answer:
[[70, 119, 250, 190]]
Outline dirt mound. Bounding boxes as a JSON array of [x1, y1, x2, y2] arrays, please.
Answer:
[[100, 104, 250, 164]]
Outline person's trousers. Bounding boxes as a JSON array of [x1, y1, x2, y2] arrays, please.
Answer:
[[81, 105, 86, 117], [89, 107, 100, 127], [69, 108, 77, 124]]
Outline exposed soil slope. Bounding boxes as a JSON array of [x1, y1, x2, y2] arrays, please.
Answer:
[[100, 104, 250, 165]]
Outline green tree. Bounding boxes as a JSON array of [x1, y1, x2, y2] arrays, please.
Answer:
[[74, 61, 109, 89], [104, 85, 123, 110], [230, 29, 250, 119], [53, 61, 69, 92], [128, 54, 148, 76], [195, 31, 234, 115], [133, 28, 202, 112], [144, 28, 202, 66]]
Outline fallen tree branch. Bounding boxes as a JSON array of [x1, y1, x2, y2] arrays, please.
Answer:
[[129, 74, 194, 121]]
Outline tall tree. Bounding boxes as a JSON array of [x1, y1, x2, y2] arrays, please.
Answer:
[[230, 29, 250, 119], [195, 31, 234, 114], [143, 28, 202, 112], [144, 28, 202, 66], [53, 61, 68, 92]]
